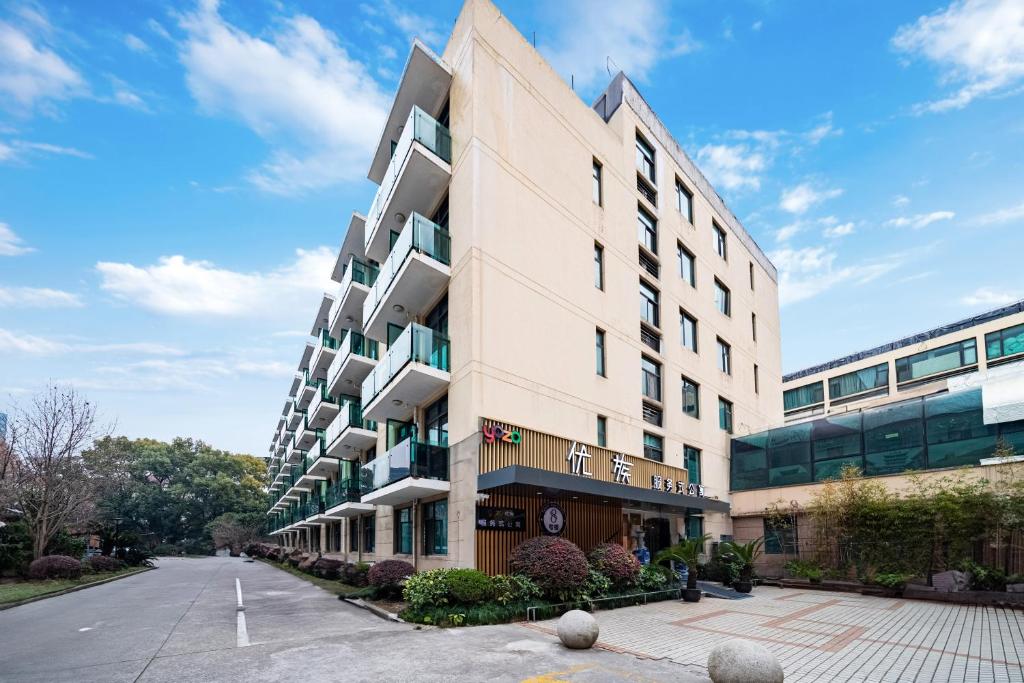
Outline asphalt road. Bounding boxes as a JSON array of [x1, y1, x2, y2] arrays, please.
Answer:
[[0, 556, 707, 682]]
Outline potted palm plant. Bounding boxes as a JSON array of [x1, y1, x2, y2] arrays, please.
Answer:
[[720, 538, 764, 593], [655, 534, 710, 602]]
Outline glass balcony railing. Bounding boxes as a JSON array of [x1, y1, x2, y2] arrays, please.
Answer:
[[326, 398, 377, 445], [366, 106, 452, 238], [327, 331, 380, 389], [325, 477, 362, 509], [361, 323, 450, 404], [318, 328, 340, 351], [359, 438, 449, 494], [309, 381, 337, 418], [364, 213, 451, 324], [342, 256, 380, 289], [303, 497, 324, 519]]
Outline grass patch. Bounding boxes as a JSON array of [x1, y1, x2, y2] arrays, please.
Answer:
[[256, 559, 365, 597], [0, 568, 144, 606]]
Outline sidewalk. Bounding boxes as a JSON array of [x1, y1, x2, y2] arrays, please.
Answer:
[[532, 585, 1024, 682]]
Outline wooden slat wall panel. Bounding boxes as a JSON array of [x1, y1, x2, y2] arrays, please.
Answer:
[[475, 485, 623, 576], [480, 420, 688, 489]]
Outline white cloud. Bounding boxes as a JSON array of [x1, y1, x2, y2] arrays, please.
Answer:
[[779, 183, 844, 214], [893, 194, 911, 207], [824, 222, 855, 238], [539, 0, 700, 92], [0, 16, 86, 113], [0, 139, 93, 163], [770, 246, 902, 306], [0, 329, 183, 356], [96, 247, 335, 317], [696, 144, 766, 191], [0, 223, 33, 256], [0, 286, 82, 307], [751, 20, 763, 32], [971, 200, 1024, 226], [359, 1, 446, 48], [893, 0, 1024, 113], [124, 33, 151, 54], [178, 0, 390, 195], [960, 286, 1022, 307], [885, 210, 955, 229], [774, 223, 802, 243], [804, 112, 843, 145]]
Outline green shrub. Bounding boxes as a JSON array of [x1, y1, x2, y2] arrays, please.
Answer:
[[403, 568, 455, 610], [588, 543, 641, 589], [28, 555, 83, 580], [44, 530, 87, 559], [509, 537, 589, 601], [368, 560, 415, 598], [491, 574, 542, 605], [785, 559, 823, 582], [636, 564, 671, 591], [580, 568, 611, 600], [87, 555, 125, 573], [873, 573, 913, 590], [0, 520, 32, 575], [152, 544, 182, 557], [960, 560, 1007, 592], [446, 569, 493, 604]]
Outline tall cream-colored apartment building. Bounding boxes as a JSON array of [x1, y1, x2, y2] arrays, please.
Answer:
[[265, 0, 783, 573], [731, 301, 1024, 574]]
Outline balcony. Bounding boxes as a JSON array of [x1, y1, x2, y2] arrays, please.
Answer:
[[286, 401, 305, 430], [323, 477, 373, 518], [364, 106, 452, 263], [360, 438, 449, 506], [307, 382, 339, 430], [284, 432, 300, 462], [297, 370, 319, 410], [325, 398, 378, 459], [362, 323, 450, 423], [327, 331, 379, 397], [294, 416, 323, 452], [295, 449, 333, 489], [309, 329, 341, 377], [329, 257, 379, 334], [363, 213, 451, 341]]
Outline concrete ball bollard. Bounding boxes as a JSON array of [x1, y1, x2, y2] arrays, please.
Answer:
[[707, 638, 784, 683], [556, 609, 600, 649]]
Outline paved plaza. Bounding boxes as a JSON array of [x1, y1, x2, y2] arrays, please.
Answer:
[[533, 585, 1024, 682]]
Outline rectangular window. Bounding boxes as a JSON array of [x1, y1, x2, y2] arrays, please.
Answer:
[[643, 432, 663, 462], [640, 280, 660, 327], [895, 338, 977, 383], [595, 328, 606, 377], [751, 312, 757, 341], [783, 381, 825, 412], [713, 222, 728, 260], [640, 326, 661, 353], [423, 499, 448, 555], [636, 133, 656, 184], [676, 179, 693, 223], [829, 363, 889, 401], [749, 262, 755, 290], [641, 355, 662, 402], [638, 207, 658, 254], [678, 242, 695, 286], [685, 445, 701, 484], [394, 507, 412, 554], [637, 174, 657, 205], [680, 310, 698, 352], [349, 518, 358, 551], [985, 323, 1024, 361], [362, 514, 375, 553], [592, 159, 602, 206], [714, 279, 731, 316], [754, 364, 760, 394], [424, 395, 448, 446], [763, 518, 797, 555], [594, 243, 604, 290], [597, 415, 607, 447], [719, 397, 734, 434], [717, 338, 732, 375], [642, 402, 663, 427], [682, 376, 700, 418]]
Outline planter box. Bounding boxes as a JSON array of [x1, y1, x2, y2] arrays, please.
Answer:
[[904, 584, 1024, 609]]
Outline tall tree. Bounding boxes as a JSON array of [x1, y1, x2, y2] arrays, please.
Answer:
[[4, 386, 106, 559]]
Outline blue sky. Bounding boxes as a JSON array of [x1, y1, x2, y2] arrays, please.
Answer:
[[1, 0, 1022, 456]]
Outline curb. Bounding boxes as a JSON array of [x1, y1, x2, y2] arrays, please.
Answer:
[[343, 597, 405, 623], [0, 566, 155, 611]]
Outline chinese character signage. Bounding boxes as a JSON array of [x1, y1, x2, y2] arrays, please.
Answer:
[[476, 507, 526, 531], [566, 441, 593, 476], [650, 474, 706, 497]]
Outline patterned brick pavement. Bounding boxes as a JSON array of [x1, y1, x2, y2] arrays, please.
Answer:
[[529, 586, 1024, 682]]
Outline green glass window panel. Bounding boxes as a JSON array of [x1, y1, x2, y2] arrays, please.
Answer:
[[719, 398, 733, 433], [865, 447, 925, 475], [424, 500, 447, 555], [638, 208, 657, 253], [986, 323, 1024, 360], [925, 389, 996, 468], [767, 423, 811, 486], [783, 381, 824, 411], [685, 446, 701, 485], [999, 420, 1024, 453], [730, 435, 768, 490], [597, 416, 607, 447], [763, 518, 796, 555], [813, 456, 863, 481], [829, 363, 888, 399], [812, 413, 862, 460], [395, 508, 413, 554], [685, 512, 703, 539], [643, 432, 664, 462], [864, 399, 925, 475], [895, 339, 976, 382]]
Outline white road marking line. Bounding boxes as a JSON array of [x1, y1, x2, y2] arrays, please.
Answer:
[[235, 577, 250, 647]]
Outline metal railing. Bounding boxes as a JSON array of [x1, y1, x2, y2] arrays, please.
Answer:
[[361, 323, 450, 404], [359, 437, 449, 494]]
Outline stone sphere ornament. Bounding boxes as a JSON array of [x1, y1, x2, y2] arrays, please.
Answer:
[[556, 609, 600, 649], [707, 638, 784, 683]]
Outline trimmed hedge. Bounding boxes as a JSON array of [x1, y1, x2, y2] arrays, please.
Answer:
[[588, 543, 641, 588], [87, 555, 124, 573], [509, 537, 588, 601], [28, 555, 83, 580], [447, 569, 493, 604], [368, 559, 415, 598]]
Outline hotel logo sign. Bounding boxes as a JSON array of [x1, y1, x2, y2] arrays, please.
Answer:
[[482, 424, 522, 445], [566, 441, 593, 476]]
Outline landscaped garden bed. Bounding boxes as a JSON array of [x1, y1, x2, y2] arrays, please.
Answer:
[[0, 554, 153, 608]]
